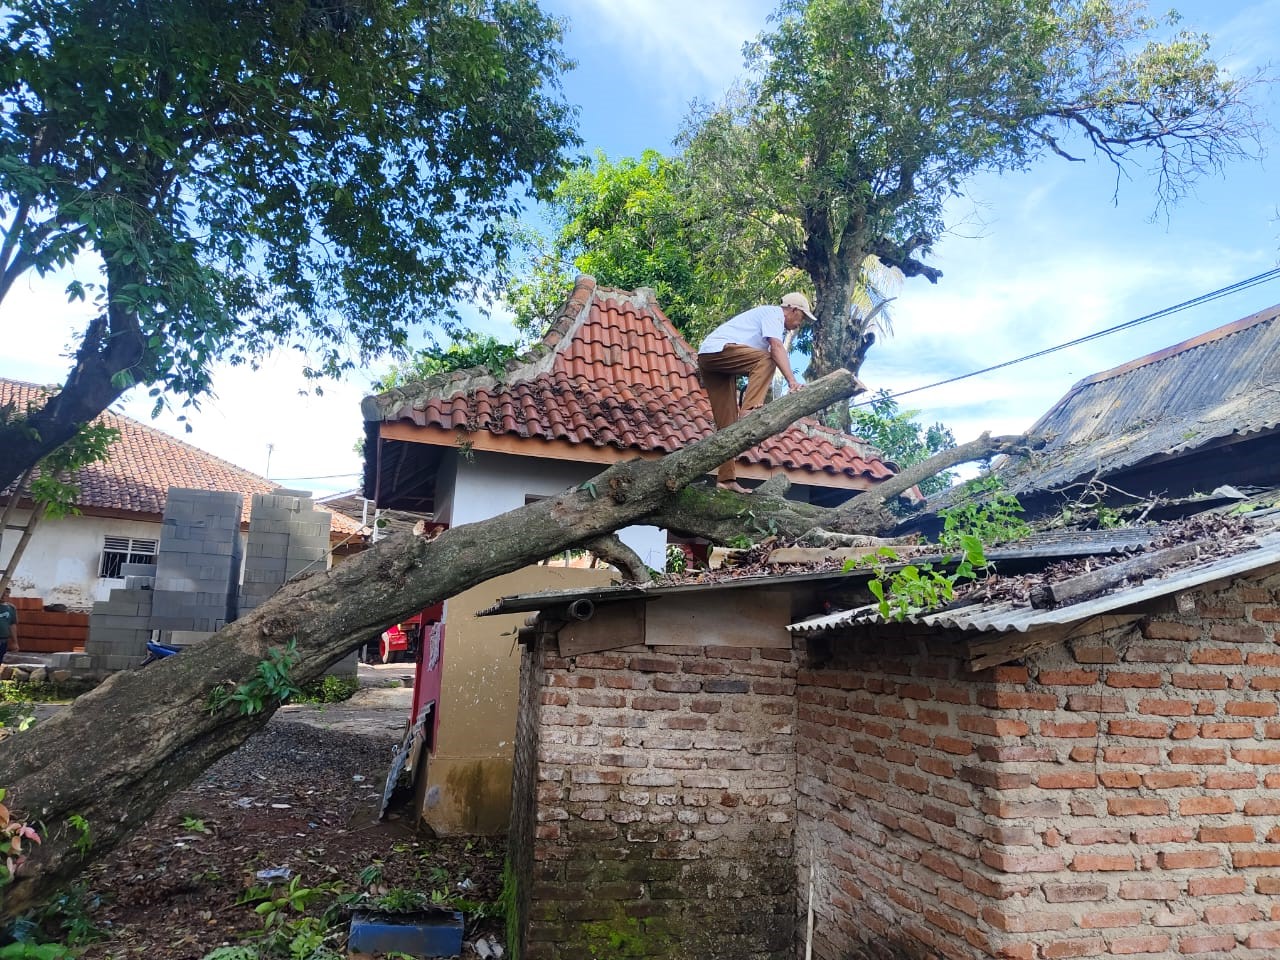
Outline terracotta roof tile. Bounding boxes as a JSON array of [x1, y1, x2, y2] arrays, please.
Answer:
[[368, 277, 895, 483], [1, 378, 362, 535]]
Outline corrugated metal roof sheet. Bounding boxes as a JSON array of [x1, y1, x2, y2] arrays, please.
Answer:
[[789, 528, 1280, 637], [479, 526, 1169, 616], [998, 303, 1280, 496]]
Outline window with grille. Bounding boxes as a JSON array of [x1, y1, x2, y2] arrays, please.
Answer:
[[99, 536, 158, 579]]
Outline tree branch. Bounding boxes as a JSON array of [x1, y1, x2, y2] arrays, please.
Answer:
[[583, 534, 651, 583], [838, 433, 1043, 517], [0, 369, 860, 915]]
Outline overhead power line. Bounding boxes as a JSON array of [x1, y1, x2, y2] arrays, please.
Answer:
[[853, 267, 1280, 408]]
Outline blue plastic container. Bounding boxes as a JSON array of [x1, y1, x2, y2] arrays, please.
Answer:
[[348, 909, 465, 958]]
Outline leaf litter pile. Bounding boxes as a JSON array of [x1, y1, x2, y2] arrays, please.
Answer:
[[50, 715, 506, 959]]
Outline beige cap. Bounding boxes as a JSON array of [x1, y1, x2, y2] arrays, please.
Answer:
[[781, 291, 817, 322]]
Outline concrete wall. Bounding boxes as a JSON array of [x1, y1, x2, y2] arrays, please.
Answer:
[[516, 638, 798, 960], [794, 566, 1280, 960], [0, 509, 164, 609], [420, 564, 615, 837], [437, 449, 667, 572]]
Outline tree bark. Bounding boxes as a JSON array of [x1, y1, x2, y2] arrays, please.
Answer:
[[0, 370, 860, 917], [644, 432, 1039, 546]]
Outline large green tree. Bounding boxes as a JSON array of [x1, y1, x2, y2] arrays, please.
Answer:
[[506, 148, 898, 350], [0, 0, 577, 491], [680, 0, 1261, 413]]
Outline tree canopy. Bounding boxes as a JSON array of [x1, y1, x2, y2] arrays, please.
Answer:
[[506, 0, 1261, 431], [0, 0, 578, 491], [682, 0, 1261, 391]]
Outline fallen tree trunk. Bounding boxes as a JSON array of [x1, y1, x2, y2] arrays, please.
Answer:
[[0, 370, 860, 917], [644, 432, 1040, 545]]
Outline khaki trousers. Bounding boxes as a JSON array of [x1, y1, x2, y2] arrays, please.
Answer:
[[696, 344, 777, 482]]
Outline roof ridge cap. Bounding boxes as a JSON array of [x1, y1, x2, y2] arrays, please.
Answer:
[[362, 276, 599, 422]]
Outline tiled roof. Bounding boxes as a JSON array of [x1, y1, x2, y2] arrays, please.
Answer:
[[1, 378, 361, 535], [995, 302, 1280, 497], [365, 277, 894, 483]]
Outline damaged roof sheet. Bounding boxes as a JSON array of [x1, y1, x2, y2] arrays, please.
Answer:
[[479, 526, 1167, 616], [789, 526, 1280, 638], [998, 303, 1280, 496]]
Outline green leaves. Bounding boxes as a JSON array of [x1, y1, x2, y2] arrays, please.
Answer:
[[1, 0, 578, 426]]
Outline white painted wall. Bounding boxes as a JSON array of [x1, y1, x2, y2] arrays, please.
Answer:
[[0, 510, 165, 609], [435, 450, 668, 571]]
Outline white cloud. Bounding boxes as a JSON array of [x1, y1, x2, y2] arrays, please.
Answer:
[[550, 0, 767, 107]]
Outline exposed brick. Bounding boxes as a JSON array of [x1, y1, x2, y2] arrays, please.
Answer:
[[1111, 935, 1171, 955], [1040, 936, 1107, 958], [1171, 672, 1230, 690], [980, 906, 1073, 932], [1234, 849, 1280, 868], [652, 678, 701, 693], [1080, 910, 1142, 929], [1227, 700, 1278, 717], [1142, 621, 1200, 641], [1125, 646, 1184, 663], [1245, 929, 1280, 949], [1179, 796, 1234, 815], [977, 689, 1057, 710], [1041, 720, 1098, 737], [1067, 694, 1127, 713], [1119, 880, 1181, 900], [1144, 771, 1201, 789], [1104, 746, 1159, 764], [1210, 623, 1267, 643], [979, 849, 1066, 873], [1106, 672, 1164, 688], [1188, 875, 1246, 896], [957, 715, 1029, 736], [1133, 826, 1195, 845], [1233, 747, 1280, 764], [1039, 771, 1099, 790], [1198, 825, 1254, 844], [1073, 645, 1119, 664], [1109, 797, 1168, 816], [1107, 719, 1169, 738], [1162, 850, 1227, 870], [1072, 853, 1136, 872], [1043, 881, 1109, 902], [1177, 934, 1238, 954], [1201, 722, 1256, 738], [1169, 746, 1227, 765], [1191, 647, 1244, 665], [1038, 669, 1099, 685], [1139, 698, 1195, 716], [631, 695, 680, 711]]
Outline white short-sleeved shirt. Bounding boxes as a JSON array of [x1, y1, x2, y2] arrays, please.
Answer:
[[697, 305, 786, 355]]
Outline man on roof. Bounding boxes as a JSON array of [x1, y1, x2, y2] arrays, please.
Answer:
[[696, 292, 816, 494]]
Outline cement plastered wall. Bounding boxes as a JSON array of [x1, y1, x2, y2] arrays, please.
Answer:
[[0, 511, 166, 609], [436, 449, 667, 570], [419, 564, 614, 837]]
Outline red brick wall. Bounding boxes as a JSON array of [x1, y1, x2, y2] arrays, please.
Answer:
[[795, 570, 1280, 960], [522, 639, 799, 960]]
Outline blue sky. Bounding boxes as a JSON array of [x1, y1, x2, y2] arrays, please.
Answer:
[[2, 0, 1278, 493]]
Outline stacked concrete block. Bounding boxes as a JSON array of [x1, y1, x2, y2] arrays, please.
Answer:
[[239, 489, 332, 614], [150, 488, 243, 639], [84, 563, 156, 671]]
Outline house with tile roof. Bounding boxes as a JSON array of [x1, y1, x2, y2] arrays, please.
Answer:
[[362, 275, 895, 552], [0, 377, 361, 611], [991, 301, 1280, 519], [359, 276, 900, 836]]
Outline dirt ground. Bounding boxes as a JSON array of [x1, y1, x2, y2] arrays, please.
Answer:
[[34, 666, 507, 959]]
